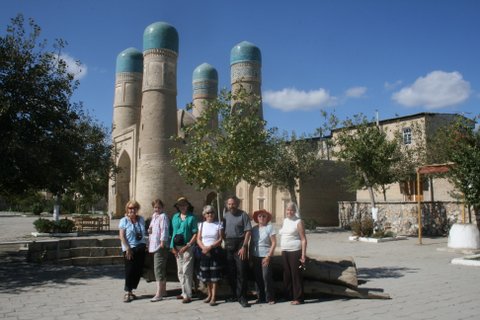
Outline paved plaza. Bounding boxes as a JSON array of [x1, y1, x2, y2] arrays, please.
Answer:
[[1, 215, 479, 320]]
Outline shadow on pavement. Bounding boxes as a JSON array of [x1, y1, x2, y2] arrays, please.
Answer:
[[0, 251, 123, 294], [357, 266, 418, 280]]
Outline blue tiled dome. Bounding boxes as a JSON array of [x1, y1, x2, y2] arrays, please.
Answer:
[[143, 22, 179, 53], [192, 63, 218, 82], [116, 48, 143, 73], [230, 41, 261, 65]]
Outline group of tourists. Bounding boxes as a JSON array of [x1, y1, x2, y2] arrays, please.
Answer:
[[118, 195, 307, 307]]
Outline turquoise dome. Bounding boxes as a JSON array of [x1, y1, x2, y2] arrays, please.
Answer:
[[143, 22, 179, 53], [230, 41, 261, 65], [192, 63, 218, 82], [116, 48, 143, 73]]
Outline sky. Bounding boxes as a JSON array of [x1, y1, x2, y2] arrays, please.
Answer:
[[1, 0, 479, 135]]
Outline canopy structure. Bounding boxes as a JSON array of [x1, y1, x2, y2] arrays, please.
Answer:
[[416, 163, 454, 244]]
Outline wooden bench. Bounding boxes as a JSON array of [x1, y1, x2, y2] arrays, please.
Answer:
[[73, 216, 105, 232]]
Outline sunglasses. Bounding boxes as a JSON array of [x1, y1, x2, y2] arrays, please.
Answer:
[[205, 212, 214, 215], [128, 207, 137, 210]]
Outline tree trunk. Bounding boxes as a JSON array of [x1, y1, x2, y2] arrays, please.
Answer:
[[382, 185, 387, 201], [53, 194, 61, 222], [362, 172, 376, 208], [288, 183, 298, 206]]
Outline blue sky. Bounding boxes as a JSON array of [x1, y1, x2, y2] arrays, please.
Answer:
[[2, 0, 479, 135]]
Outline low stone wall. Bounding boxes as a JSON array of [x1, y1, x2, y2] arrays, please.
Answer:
[[338, 201, 478, 236]]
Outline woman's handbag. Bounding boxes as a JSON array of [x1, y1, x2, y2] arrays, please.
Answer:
[[173, 234, 185, 246], [193, 244, 202, 259]]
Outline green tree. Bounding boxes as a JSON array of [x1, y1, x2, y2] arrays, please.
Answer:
[[0, 15, 114, 213], [333, 114, 403, 207], [438, 117, 480, 213], [264, 132, 322, 205], [171, 89, 275, 217], [67, 116, 114, 213]]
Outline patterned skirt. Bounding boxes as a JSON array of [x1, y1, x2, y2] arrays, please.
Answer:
[[197, 247, 224, 283]]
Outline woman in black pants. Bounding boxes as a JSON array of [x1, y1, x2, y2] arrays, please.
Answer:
[[119, 200, 147, 302]]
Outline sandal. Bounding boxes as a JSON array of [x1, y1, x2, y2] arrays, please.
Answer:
[[268, 300, 276, 305], [123, 293, 132, 303], [203, 297, 211, 303], [129, 293, 137, 300], [210, 301, 218, 306], [291, 300, 302, 305], [150, 295, 163, 302]]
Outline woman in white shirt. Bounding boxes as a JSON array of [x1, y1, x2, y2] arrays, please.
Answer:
[[279, 202, 307, 305], [196, 205, 224, 306]]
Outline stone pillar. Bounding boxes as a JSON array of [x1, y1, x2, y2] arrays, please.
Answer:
[[230, 41, 263, 119], [109, 48, 143, 217], [135, 22, 180, 216]]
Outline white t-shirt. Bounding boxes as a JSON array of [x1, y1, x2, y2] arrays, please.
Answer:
[[199, 221, 223, 246], [279, 217, 301, 251]]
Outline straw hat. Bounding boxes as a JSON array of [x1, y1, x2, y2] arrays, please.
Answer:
[[174, 197, 192, 210], [253, 209, 272, 224]]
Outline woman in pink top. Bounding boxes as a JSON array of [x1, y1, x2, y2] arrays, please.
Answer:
[[148, 199, 170, 302]]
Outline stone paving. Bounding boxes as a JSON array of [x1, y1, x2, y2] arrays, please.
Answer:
[[1, 215, 479, 320]]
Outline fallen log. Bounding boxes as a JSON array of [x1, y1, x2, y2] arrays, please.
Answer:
[[142, 252, 389, 299], [270, 255, 358, 288]]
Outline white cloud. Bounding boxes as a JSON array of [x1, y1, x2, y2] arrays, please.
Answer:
[[345, 86, 367, 98], [384, 80, 403, 91], [263, 88, 337, 111], [392, 71, 470, 109], [58, 53, 88, 80]]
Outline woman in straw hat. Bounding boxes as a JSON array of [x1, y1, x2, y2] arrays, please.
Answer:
[[170, 197, 198, 304], [251, 209, 277, 305]]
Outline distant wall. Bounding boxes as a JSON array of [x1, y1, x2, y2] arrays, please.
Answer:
[[300, 161, 355, 226], [338, 201, 478, 236]]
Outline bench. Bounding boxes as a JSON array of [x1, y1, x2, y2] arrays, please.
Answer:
[[72, 215, 110, 232]]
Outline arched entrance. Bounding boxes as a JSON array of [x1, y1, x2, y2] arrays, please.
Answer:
[[116, 151, 131, 217]]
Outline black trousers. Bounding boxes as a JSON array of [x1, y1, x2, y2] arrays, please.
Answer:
[[225, 238, 248, 300], [282, 250, 304, 302], [123, 245, 146, 292], [253, 256, 275, 302]]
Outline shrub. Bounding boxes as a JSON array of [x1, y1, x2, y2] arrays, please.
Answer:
[[33, 218, 55, 233], [33, 218, 75, 233], [303, 218, 318, 231], [54, 219, 75, 233], [350, 217, 374, 237], [31, 203, 43, 215]]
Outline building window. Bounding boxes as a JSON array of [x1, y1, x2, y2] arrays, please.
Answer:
[[258, 198, 264, 210], [403, 127, 412, 145]]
